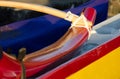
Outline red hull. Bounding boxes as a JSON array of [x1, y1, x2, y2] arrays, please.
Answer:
[[0, 7, 96, 78], [38, 14, 120, 79], [39, 35, 120, 79]]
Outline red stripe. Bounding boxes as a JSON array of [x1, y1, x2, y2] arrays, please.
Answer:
[[40, 36, 120, 79]]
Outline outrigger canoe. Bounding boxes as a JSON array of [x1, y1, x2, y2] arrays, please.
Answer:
[[0, 1, 96, 78], [0, 0, 108, 54], [39, 14, 120, 79]]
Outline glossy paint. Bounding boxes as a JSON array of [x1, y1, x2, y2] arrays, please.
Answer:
[[39, 35, 120, 79], [0, 0, 108, 54], [67, 46, 120, 79], [0, 7, 96, 78]]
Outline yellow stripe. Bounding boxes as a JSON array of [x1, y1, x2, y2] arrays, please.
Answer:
[[66, 47, 120, 79]]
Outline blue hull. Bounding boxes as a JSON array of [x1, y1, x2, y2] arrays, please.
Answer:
[[0, 0, 108, 54]]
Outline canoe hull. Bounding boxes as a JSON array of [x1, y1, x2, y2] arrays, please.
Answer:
[[0, 7, 96, 78], [39, 14, 120, 79]]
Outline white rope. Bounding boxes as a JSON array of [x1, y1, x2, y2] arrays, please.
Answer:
[[71, 13, 91, 39], [82, 14, 91, 39], [65, 11, 78, 21]]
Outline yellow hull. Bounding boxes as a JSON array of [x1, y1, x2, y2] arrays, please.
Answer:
[[67, 47, 120, 79]]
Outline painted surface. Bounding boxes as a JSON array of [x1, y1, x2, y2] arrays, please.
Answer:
[[0, 0, 108, 55], [66, 47, 120, 79]]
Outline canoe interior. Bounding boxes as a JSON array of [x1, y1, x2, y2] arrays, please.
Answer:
[[39, 14, 120, 79], [74, 13, 120, 55]]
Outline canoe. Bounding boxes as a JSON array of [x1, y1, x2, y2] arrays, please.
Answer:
[[0, 0, 108, 55], [0, 1, 96, 78], [39, 14, 120, 79]]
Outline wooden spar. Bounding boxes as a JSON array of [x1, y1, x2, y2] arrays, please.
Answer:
[[0, 1, 78, 22]]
